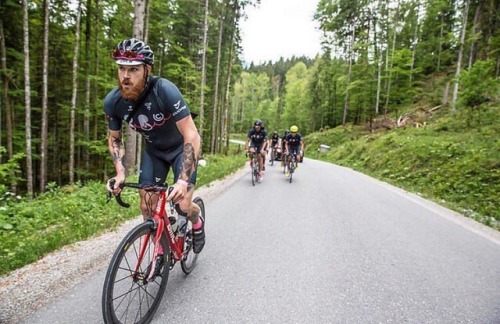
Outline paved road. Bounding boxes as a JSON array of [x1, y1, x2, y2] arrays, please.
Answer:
[[22, 158, 500, 323]]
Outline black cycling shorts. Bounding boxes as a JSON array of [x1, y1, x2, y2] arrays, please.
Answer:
[[139, 145, 197, 186], [289, 147, 301, 156], [249, 142, 265, 153]]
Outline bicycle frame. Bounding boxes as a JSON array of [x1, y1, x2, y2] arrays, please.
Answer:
[[133, 189, 186, 282], [270, 147, 277, 165]]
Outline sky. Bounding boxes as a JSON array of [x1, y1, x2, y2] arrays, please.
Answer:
[[239, 0, 323, 65]]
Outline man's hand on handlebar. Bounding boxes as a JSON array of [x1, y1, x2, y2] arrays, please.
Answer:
[[107, 174, 125, 196], [167, 180, 188, 204]]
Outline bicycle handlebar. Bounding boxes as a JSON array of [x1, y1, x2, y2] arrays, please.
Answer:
[[106, 179, 172, 208]]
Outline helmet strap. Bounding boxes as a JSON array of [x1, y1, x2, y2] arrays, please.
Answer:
[[143, 64, 152, 90]]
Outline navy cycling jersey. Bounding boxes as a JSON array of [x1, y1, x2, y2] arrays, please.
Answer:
[[247, 128, 268, 145], [270, 134, 279, 145], [104, 77, 191, 151], [285, 133, 303, 148]]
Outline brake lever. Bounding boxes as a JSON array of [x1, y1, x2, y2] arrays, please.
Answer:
[[106, 179, 116, 204]]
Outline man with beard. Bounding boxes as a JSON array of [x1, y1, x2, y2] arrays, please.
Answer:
[[104, 38, 205, 260]]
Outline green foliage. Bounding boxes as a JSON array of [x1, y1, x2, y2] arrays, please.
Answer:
[[459, 60, 499, 108], [0, 148, 25, 187], [0, 180, 140, 275], [306, 103, 500, 229], [0, 153, 246, 276]]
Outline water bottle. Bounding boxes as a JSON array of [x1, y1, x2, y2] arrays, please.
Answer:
[[169, 216, 178, 234], [177, 215, 187, 238]]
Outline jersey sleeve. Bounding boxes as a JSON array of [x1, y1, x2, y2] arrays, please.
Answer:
[[156, 78, 191, 122], [104, 90, 122, 131]]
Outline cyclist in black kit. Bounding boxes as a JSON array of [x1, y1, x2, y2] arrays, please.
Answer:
[[269, 131, 280, 162], [245, 119, 268, 181], [104, 38, 205, 257], [284, 125, 304, 176], [281, 130, 290, 155]]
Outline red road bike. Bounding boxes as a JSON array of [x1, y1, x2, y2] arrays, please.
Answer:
[[102, 181, 205, 324]]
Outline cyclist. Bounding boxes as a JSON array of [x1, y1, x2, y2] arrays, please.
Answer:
[[245, 119, 268, 181], [284, 125, 304, 176], [281, 130, 290, 162], [104, 38, 205, 258], [269, 131, 280, 162]]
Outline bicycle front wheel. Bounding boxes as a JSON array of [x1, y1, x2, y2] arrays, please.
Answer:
[[181, 197, 205, 274], [102, 221, 170, 324], [251, 162, 257, 186]]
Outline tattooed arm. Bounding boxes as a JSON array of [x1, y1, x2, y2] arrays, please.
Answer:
[[107, 129, 126, 193]]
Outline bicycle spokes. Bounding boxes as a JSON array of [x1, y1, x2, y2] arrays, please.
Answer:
[[102, 222, 169, 324]]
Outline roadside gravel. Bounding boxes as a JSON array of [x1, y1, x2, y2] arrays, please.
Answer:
[[0, 166, 247, 324]]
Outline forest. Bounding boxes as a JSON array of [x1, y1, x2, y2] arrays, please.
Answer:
[[0, 0, 498, 200]]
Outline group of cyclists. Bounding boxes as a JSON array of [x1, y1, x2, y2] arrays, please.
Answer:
[[244, 119, 304, 181]]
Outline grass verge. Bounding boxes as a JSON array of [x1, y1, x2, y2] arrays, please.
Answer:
[[0, 152, 246, 276]]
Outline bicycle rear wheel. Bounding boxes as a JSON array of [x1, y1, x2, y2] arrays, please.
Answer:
[[181, 197, 205, 274], [102, 221, 169, 324]]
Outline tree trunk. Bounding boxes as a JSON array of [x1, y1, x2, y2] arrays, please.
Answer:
[[199, 0, 209, 146], [137, 0, 151, 171], [210, 12, 224, 154], [83, 0, 92, 178], [69, 1, 82, 184], [40, 0, 50, 192], [468, 3, 481, 69], [452, 0, 470, 112], [125, 0, 146, 176], [342, 25, 355, 126], [373, 8, 381, 116], [437, 14, 444, 72], [409, 3, 420, 88], [375, 54, 383, 116], [92, 0, 100, 142], [23, 0, 33, 198], [384, 0, 399, 116], [144, 0, 150, 42], [442, 81, 450, 106], [0, 16, 15, 191], [222, 33, 234, 155]]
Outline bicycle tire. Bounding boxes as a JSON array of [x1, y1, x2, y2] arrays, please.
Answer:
[[181, 197, 205, 274], [251, 157, 258, 186], [270, 150, 274, 166], [289, 159, 295, 183], [102, 221, 170, 324]]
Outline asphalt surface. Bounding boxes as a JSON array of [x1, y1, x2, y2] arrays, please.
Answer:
[[21, 158, 500, 323]]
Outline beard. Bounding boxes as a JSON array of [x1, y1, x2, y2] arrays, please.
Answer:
[[118, 74, 146, 101]]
